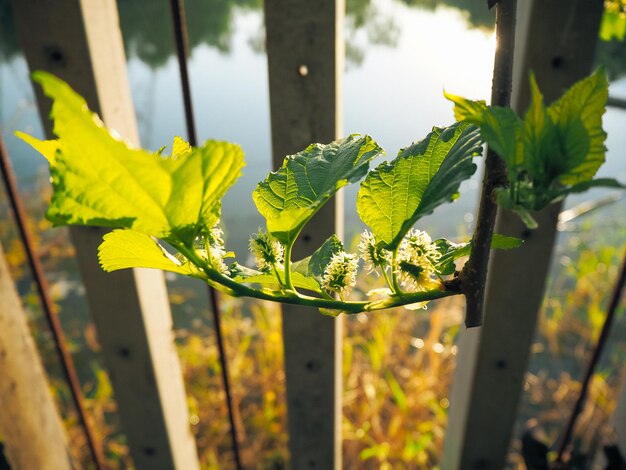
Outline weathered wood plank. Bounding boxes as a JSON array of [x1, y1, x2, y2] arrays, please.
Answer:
[[0, 243, 72, 470], [442, 1, 605, 469], [264, 0, 344, 467], [11, 1, 199, 468]]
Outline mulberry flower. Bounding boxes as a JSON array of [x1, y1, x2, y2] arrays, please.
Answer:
[[396, 229, 441, 293], [249, 228, 284, 271], [358, 230, 391, 274], [322, 252, 359, 297], [197, 223, 230, 274]]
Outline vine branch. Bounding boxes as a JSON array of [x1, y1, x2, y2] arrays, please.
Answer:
[[460, 0, 517, 327]]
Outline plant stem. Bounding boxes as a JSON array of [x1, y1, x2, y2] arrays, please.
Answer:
[[391, 248, 402, 294], [272, 263, 284, 287], [364, 288, 459, 311], [381, 267, 393, 292], [283, 242, 294, 290], [460, 0, 517, 328], [177, 243, 462, 314]]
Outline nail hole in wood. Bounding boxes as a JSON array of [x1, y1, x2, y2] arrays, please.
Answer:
[[143, 447, 156, 456], [45, 46, 65, 65], [305, 360, 320, 372], [551, 56, 564, 69]]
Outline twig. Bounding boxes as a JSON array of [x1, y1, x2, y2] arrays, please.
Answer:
[[552, 247, 626, 468], [460, 0, 517, 327], [0, 132, 106, 468], [168, 1, 243, 468]]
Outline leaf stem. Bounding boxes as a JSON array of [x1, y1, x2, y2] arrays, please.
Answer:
[[391, 248, 402, 294], [381, 267, 393, 292], [364, 288, 458, 311], [283, 241, 294, 290], [272, 263, 284, 287]]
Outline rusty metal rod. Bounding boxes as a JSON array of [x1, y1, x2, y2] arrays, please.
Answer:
[[553, 247, 626, 468], [168, 1, 243, 468], [0, 132, 106, 469]]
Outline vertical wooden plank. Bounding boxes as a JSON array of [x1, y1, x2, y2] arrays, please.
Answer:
[[11, 1, 200, 468], [442, 1, 604, 469], [264, 1, 344, 468], [0, 243, 72, 470]]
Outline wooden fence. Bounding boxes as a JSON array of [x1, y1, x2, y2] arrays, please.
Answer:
[[0, 0, 624, 469]]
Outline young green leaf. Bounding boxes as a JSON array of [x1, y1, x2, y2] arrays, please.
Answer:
[[171, 136, 192, 158], [522, 73, 560, 180], [445, 91, 521, 169], [292, 235, 344, 280], [98, 229, 200, 276], [17, 72, 245, 246], [546, 68, 608, 185], [434, 234, 523, 276], [253, 135, 383, 245], [356, 122, 482, 250], [552, 178, 626, 196], [231, 267, 322, 293], [448, 69, 620, 228]]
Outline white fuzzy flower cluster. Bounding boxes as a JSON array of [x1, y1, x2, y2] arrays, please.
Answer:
[[358, 230, 391, 274], [249, 228, 284, 271], [396, 229, 441, 292], [322, 252, 359, 296], [205, 224, 230, 274]]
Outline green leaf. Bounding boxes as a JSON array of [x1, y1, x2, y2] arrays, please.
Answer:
[[547, 68, 608, 185], [555, 178, 626, 196], [98, 229, 199, 276], [14, 131, 59, 163], [445, 91, 521, 168], [444, 91, 487, 122], [253, 135, 383, 245], [171, 136, 192, 158], [17, 72, 245, 245], [232, 269, 321, 293], [434, 234, 523, 275], [491, 233, 525, 250], [357, 122, 482, 249], [449, 70, 617, 225], [522, 73, 560, 179], [292, 235, 344, 279]]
